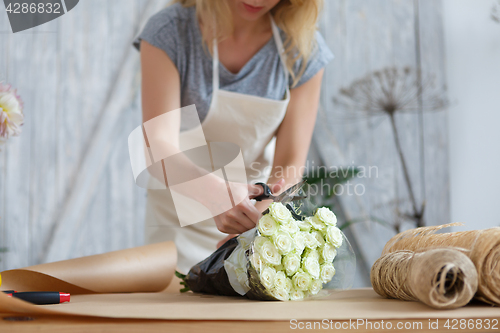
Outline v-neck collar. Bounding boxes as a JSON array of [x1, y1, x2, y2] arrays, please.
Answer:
[[217, 36, 274, 78]]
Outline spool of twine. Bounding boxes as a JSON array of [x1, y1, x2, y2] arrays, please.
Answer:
[[382, 223, 500, 305], [371, 249, 478, 309]]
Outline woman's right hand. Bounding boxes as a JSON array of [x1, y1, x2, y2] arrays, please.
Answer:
[[213, 179, 284, 234]]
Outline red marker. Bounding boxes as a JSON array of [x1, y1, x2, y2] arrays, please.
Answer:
[[9, 292, 70, 305]]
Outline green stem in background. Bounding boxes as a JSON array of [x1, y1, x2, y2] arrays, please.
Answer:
[[175, 271, 190, 293], [0, 247, 7, 263]]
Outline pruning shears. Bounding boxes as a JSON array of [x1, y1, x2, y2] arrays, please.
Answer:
[[254, 180, 308, 220]]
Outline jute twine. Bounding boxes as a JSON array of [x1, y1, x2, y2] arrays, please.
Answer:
[[381, 223, 500, 305], [371, 249, 478, 309]]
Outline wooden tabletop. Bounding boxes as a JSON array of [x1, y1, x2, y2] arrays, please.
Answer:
[[1, 313, 498, 333]]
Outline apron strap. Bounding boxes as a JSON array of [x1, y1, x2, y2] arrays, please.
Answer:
[[212, 39, 220, 93], [211, 15, 290, 94], [270, 16, 291, 86]]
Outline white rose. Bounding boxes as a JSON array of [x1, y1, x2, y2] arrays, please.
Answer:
[[311, 230, 326, 247], [302, 257, 320, 279], [321, 243, 337, 263], [320, 263, 336, 284], [255, 238, 282, 266], [260, 265, 276, 290], [289, 288, 305, 301], [285, 277, 293, 292], [309, 279, 323, 295], [296, 218, 312, 232], [303, 248, 320, 261], [258, 215, 279, 236], [326, 226, 343, 248], [280, 219, 299, 235], [283, 253, 301, 276], [309, 216, 326, 231], [274, 271, 292, 292], [292, 270, 312, 291], [250, 252, 264, 271], [315, 207, 337, 226], [293, 232, 306, 255], [273, 231, 294, 255], [272, 288, 289, 301], [269, 202, 293, 224], [254, 236, 268, 250], [304, 232, 320, 249]]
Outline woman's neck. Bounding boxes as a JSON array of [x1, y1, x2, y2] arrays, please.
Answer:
[[231, 13, 271, 40]]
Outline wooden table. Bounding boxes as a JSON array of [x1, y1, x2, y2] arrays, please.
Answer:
[[2, 313, 498, 332]]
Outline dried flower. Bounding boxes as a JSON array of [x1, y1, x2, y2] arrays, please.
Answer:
[[333, 67, 448, 229], [493, 0, 500, 23], [0, 82, 24, 144], [334, 67, 447, 117]]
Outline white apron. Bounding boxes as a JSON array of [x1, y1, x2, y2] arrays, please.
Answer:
[[145, 17, 291, 274]]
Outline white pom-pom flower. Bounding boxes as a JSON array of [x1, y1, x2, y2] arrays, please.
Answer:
[[320, 263, 336, 284], [260, 265, 277, 289], [314, 207, 337, 226], [269, 202, 292, 224], [292, 270, 312, 291], [273, 231, 294, 255], [326, 226, 343, 248], [283, 252, 301, 276], [0, 83, 24, 144]]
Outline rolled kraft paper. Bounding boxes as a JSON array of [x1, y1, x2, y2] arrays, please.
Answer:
[[371, 249, 478, 309], [0, 242, 177, 294], [382, 223, 500, 305]]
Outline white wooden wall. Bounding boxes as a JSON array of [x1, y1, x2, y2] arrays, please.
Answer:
[[0, 0, 169, 270], [316, 0, 449, 285], [0, 0, 449, 285]]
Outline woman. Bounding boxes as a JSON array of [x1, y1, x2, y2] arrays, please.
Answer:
[[134, 0, 333, 274]]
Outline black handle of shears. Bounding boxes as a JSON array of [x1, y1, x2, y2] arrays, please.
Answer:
[[254, 182, 306, 221], [253, 182, 273, 202]]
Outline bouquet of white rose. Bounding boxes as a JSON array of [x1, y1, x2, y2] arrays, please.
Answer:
[[180, 199, 355, 301]]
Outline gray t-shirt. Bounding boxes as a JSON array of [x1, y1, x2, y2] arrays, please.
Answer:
[[133, 3, 333, 129]]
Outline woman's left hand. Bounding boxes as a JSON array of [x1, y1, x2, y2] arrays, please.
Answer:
[[216, 179, 285, 248]]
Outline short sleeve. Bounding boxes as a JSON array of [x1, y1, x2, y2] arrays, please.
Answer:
[[291, 31, 334, 88], [132, 8, 180, 69]]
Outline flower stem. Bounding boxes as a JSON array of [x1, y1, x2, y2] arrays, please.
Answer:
[[389, 113, 422, 226]]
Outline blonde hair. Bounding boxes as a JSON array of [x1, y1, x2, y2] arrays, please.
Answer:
[[173, 0, 323, 87]]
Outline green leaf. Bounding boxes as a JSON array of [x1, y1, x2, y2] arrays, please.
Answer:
[[179, 281, 190, 293], [175, 271, 186, 280]]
